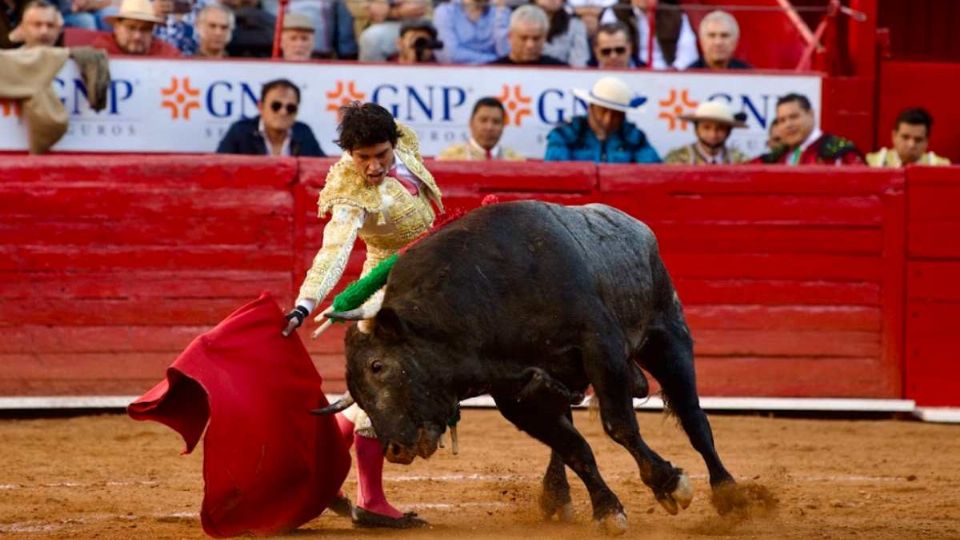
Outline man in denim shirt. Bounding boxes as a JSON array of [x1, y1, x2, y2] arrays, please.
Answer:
[[545, 76, 660, 163], [433, 0, 509, 64]]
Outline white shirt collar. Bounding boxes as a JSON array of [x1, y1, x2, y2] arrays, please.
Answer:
[[468, 137, 500, 159], [799, 127, 823, 153], [258, 119, 292, 157]]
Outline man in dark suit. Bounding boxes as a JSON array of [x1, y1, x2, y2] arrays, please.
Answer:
[[217, 78, 325, 157]]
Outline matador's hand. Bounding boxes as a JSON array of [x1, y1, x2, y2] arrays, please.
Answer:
[[282, 306, 309, 337]]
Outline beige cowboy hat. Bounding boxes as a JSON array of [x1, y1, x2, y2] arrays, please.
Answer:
[[572, 76, 647, 113], [282, 12, 315, 32], [105, 0, 165, 25], [678, 100, 747, 128]]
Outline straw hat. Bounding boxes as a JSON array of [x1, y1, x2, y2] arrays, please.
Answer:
[[572, 76, 647, 113], [105, 0, 165, 24], [282, 13, 315, 32], [678, 100, 747, 127]]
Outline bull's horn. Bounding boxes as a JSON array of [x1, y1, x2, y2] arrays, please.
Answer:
[[310, 394, 355, 415], [324, 290, 385, 322]]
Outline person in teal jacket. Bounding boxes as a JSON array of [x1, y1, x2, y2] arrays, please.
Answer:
[[545, 76, 661, 163]]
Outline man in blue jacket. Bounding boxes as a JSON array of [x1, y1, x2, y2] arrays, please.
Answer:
[[217, 78, 325, 157], [545, 76, 660, 163]]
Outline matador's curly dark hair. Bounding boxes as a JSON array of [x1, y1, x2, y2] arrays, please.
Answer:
[[335, 102, 402, 151]]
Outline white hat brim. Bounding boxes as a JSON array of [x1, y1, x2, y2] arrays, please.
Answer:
[[572, 88, 636, 113], [105, 12, 165, 25]]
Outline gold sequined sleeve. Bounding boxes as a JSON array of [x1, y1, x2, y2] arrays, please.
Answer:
[[296, 205, 366, 305]]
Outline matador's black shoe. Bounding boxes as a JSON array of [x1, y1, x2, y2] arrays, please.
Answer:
[[328, 494, 354, 518], [352, 507, 428, 529]]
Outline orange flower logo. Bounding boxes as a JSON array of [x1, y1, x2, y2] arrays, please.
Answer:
[[0, 99, 21, 118], [160, 77, 201, 120], [658, 89, 698, 131], [497, 84, 533, 126], [325, 81, 366, 113]]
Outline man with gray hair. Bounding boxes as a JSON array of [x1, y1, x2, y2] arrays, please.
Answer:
[[489, 4, 564, 65], [687, 10, 751, 69], [8, 0, 62, 47], [194, 3, 234, 57]]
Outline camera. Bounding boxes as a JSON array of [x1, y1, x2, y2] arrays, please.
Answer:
[[412, 36, 443, 62]]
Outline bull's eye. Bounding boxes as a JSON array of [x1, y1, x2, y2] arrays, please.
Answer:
[[370, 360, 383, 374]]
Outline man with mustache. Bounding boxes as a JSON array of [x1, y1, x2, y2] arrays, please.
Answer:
[[755, 93, 864, 165]]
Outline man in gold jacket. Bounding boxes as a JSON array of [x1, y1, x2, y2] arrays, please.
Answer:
[[282, 102, 441, 529], [437, 97, 524, 161], [867, 108, 951, 167]]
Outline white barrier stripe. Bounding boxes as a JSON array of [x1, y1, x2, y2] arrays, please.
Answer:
[[0, 394, 928, 415]]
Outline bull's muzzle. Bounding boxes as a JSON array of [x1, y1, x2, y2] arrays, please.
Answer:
[[384, 426, 441, 464]]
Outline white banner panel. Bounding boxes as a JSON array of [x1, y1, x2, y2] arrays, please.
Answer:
[[0, 59, 821, 159]]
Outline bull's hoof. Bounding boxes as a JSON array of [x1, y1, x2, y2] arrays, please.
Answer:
[[352, 507, 428, 529], [657, 472, 693, 515], [539, 493, 574, 522], [595, 511, 627, 536]]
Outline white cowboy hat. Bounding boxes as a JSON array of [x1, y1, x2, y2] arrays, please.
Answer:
[[678, 100, 747, 128], [105, 0, 165, 25], [572, 76, 646, 113]]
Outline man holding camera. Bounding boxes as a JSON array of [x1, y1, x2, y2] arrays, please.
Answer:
[[391, 18, 439, 63]]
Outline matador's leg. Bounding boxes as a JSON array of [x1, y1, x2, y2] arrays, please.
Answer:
[[341, 404, 426, 528]]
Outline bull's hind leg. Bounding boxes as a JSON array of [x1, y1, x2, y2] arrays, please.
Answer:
[[638, 318, 737, 512], [581, 331, 693, 515], [541, 447, 574, 522], [492, 393, 627, 535]]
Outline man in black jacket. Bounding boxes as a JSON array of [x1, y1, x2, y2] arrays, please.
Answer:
[[217, 78, 325, 157]]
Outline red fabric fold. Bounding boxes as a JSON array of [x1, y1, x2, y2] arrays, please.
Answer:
[[128, 292, 351, 538]]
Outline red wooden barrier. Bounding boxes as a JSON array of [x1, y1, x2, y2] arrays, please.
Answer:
[[904, 166, 960, 406], [597, 165, 905, 398], [0, 157, 928, 402]]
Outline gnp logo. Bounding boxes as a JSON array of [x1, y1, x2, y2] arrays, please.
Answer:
[[161, 77, 201, 120], [497, 85, 533, 126], [658, 89, 698, 131], [326, 81, 366, 113]]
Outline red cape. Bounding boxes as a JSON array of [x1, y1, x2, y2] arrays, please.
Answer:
[[128, 293, 351, 537]]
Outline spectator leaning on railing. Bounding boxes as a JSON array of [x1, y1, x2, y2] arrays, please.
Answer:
[[591, 21, 639, 68], [754, 93, 864, 165], [664, 100, 747, 164], [687, 10, 750, 70], [545, 76, 660, 163], [92, 0, 181, 56], [489, 4, 564, 65], [217, 78, 325, 157], [437, 96, 524, 160], [433, 0, 509, 65], [535, 0, 588, 67], [600, 0, 697, 70], [193, 3, 234, 58], [867, 107, 951, 167], [8, 0, 61, 47]]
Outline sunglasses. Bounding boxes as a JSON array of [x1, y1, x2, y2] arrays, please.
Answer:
[[599, 46, 628, 57], [270, 101, 298, 115]]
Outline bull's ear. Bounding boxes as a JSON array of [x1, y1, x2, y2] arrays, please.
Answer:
[[373, 307, 407, 343]]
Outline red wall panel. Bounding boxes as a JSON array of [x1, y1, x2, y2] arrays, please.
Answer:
[[0, 157, 917, 402], [904, 166, 960, 406]]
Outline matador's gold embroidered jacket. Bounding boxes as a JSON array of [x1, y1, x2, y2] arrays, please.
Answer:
[[296, 124, 443, 308]]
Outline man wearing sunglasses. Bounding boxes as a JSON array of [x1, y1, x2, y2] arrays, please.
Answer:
[[216, 78, 325, 156], [592, 22, 642, 69]]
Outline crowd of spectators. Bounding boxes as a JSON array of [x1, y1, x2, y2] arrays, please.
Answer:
[[0, 0, 953, 164]]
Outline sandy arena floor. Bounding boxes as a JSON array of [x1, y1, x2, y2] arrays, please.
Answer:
[[2, 409, 959, 539]]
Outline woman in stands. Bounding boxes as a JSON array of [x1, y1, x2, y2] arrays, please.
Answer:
[[533, 0, 589, 67]]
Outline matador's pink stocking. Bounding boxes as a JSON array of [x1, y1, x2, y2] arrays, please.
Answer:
[[354, 432, 405, 518]]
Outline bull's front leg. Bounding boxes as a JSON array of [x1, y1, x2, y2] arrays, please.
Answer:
[[492, 392, 627, 536]]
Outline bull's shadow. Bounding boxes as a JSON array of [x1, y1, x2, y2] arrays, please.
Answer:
[[319, 201, 750, 536]]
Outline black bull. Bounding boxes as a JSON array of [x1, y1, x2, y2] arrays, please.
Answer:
[[330, 201, 740, 534]]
